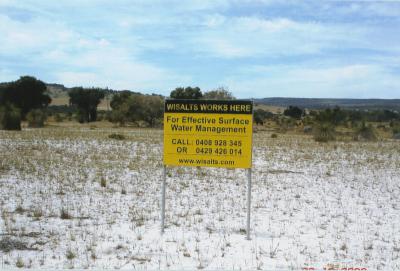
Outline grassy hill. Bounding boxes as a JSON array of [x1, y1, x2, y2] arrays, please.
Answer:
[[46, 83, 111, 110]]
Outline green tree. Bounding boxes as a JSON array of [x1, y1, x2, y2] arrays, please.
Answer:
[[170, 87, 202, 99], [316, 106, 347, 126], [203, 87, 235, 100], [0, 76, 51, 118], [109, 93, 163, 127], [109, 108, 128, 126], [68, 87, 105, 122], [253, 109, 273, 125], [110, 91, 132, 110], [109, 93, 144, 125], [283, 106, 304, 119], [139, 95, 164, 127]]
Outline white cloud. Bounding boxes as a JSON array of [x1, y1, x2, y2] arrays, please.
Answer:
[[0, 67, 19, 82], [0, 14, 82, 56], [47, 44, 191, 92], [203, 14, 227, 28], [333, 1, 400, 18], [294, 65, 374, 82], [224, 64, 400, 98], [1, 0, 399, 98], [0, 7, 190, 93], [194, 16, 368, 58]]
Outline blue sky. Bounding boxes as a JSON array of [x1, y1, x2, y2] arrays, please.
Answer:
[[0, 0, 399, 98]]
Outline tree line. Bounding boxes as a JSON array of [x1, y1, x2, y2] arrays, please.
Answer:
[[0, 76, 235, 129], [253, 105, 400, 141], [1, 76, 399, 139], [107, 86, 234, 126]]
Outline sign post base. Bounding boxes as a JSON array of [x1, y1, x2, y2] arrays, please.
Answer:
[[161, 165, 166, 234], [246, 168, 252, 240]]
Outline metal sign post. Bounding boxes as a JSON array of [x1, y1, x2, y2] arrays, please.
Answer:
[[246, 168, 252, 240], [160, 165, 166, 234], [161, 99, 254, 239]]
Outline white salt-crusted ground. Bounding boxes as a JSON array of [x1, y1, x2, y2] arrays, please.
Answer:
[[0, 127, 399, 270]]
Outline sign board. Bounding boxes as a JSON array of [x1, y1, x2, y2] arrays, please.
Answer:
[[163, 99, 253, 169]]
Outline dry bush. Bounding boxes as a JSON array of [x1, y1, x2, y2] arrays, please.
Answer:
[[355, 123, 377, 141], [54, 113, 64, 122], [0, 237, 29, 252], [392, 125, 400, 139], [108, 133, 126, 140], [313, 123, 335, 142], [27, 109, 46, 128]]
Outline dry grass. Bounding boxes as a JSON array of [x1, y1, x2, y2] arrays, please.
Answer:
[[0, 125, 399, 269]]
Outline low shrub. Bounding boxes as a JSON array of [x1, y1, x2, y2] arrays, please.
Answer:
[[313, 123, 335, 142], [0, 104, 21, 130], [108, 133, 125, 140], [303, 125, 312, 133], [60, 208, 72, 219], [355, 123, 377, 141], [54, 113, 64, 122], [66, 249, 76, 260], [100, 177, 107, 187], [16, 257, 24, 268], [108, 110, 127, 126], [27, 109, 46, 128], [392, 125, 400, 136], [0, 237, 29, 252]]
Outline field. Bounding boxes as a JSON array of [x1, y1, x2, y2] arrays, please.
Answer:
[[0, 126, 399, 270]]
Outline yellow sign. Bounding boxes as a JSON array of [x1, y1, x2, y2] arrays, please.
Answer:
[[163, 100, 253, 168]]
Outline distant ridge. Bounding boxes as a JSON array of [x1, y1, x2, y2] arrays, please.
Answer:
[[45, 83, 119, 97], [255, 97, 400, 110], [43, 83, 400, 111]]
